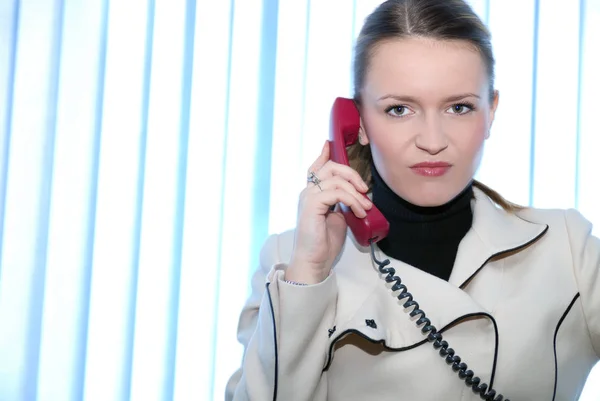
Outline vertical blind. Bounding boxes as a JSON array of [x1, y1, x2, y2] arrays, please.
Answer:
[[0, 1, 598, 400]]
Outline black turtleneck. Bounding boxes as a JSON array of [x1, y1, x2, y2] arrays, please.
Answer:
[[371, 165, 474, 281]]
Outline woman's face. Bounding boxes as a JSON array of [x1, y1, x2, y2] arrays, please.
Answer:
[[359, 37, 499, 206]]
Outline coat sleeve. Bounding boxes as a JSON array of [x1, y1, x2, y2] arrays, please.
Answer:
[[225, 233, 338, 401], [565, 209, 600, 357]]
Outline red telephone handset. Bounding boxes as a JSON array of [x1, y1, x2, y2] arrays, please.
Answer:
[[328, 97, 390, 247]]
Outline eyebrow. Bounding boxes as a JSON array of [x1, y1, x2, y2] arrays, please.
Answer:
[[378, 93, 481, 103]]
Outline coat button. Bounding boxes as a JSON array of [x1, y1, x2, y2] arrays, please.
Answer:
[[365, 319, 377, 329], [328, 326, 336, 337]]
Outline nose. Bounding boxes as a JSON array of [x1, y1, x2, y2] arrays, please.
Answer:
[[414, 117, 448, 155]]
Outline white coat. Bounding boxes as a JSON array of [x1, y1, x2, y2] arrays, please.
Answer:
[[226, 188, 600, 400]]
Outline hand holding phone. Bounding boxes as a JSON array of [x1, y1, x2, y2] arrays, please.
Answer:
[[328, 97, 389, 247], [286, 149, 372, 285], [285, 97, 389, 284]]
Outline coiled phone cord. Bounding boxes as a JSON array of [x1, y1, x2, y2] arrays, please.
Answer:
[[369, 242, 509, 401]]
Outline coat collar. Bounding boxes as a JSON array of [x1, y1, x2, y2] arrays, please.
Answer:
[[449, 187, 548, 288], [334, 187, 548, 335]]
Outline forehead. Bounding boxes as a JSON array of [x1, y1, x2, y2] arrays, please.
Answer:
[[363, 37, 488, 99]]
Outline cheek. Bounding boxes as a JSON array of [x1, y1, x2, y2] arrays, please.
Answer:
[[454, 117, 488, 155], [365, 122, 411, 167], [363, 113, 413, 151], [453, 119, 488, 178]]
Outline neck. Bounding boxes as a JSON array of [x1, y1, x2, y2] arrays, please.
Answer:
[[371, 165, 473, 280]]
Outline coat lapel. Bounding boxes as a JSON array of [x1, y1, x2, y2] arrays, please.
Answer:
[[332, 187, 549, 348], [449, 187, 548, 288], [329, 239, 498, 380], [333, 234, 490, 349]]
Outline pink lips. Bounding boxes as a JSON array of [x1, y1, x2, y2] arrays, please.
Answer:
[[410, 162, 452, 177]]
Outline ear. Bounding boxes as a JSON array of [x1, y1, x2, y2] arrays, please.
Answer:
[[358, 118, 370, 145], [486, 90, 500, 139]]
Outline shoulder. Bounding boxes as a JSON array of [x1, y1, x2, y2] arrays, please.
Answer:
[[515, 206, 594, 249], [517, 206, 593, 233]]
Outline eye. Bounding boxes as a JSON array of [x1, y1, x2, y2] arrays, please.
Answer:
[[446, 103, 475, 115], [385, 105, 413, 117]]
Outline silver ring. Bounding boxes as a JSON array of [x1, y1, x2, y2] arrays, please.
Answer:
[[307, 171, 323, 191]]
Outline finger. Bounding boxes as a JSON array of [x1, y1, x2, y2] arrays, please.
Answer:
[[322, 189, 368, 218], [310, 176, 372, 209], [307, 140, 330, 175], [316, 161, 369, 193], [307, 188, 368, 218]]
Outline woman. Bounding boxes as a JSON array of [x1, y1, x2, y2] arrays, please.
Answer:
[[226, 1, 599, 400]]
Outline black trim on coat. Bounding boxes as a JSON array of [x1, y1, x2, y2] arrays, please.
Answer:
[[459, 224, 549, 289], [487, 312, 500, 390], [266, 282, 279, 401], [552, 292, 581, 401], [323, 311, 500, 391]]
